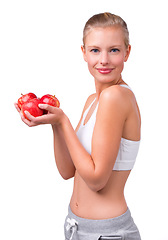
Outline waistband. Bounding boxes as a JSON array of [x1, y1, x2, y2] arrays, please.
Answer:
[[67, 205, 133, 234]]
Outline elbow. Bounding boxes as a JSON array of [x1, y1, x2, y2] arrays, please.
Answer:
[[88, 179, 106, 192], [87, 171, 110, 192], [61, 174, 74, 180], [90, 184, 105, 192], [61, 172, 75, 180], [89, 185, 103, 192], [59, 169, 75, 180]]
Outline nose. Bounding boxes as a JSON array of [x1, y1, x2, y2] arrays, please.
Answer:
[[100, 51, 109, 65]]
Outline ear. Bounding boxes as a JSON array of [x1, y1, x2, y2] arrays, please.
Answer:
[[124, 44, 131, 62], [81, 45, 87, 62]]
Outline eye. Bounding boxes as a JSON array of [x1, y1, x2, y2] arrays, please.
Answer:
[[111, 48, 120, 53], [90, 49, 99, 53]]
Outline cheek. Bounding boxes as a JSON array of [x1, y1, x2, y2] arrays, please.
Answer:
[[87, 63, 95, 77], [86, 55, 97, 66], [112, 55, 125, 67], [86, 56, 98, 75], [86, 57, 97, 77]]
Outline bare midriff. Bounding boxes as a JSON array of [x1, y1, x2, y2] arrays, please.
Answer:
[[70, 170, 131, 220]]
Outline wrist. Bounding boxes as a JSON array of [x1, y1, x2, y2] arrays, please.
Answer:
[[51, 109, 68, 128]]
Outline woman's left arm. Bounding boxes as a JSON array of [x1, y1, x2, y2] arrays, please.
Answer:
[[60, 88, 128, 192]]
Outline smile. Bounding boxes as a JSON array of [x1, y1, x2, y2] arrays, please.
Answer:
[[96, 68, 114, 74]]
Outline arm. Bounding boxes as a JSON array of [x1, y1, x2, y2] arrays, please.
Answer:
[[51, 95, 95, 180], [51, 95, 94, 179], [60, 88, 128, 191], [52, 125, 75, 180]]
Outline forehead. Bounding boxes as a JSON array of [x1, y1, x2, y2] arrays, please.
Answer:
[[85, 27, 125, 47]]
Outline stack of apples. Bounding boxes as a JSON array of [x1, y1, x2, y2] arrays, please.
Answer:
[[17, 93, 60, 119]]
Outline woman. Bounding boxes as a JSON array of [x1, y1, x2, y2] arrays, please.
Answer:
[[15, 12, 141, 240]]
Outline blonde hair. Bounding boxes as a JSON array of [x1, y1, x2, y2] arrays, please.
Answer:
[[83, 12, 130, 48]]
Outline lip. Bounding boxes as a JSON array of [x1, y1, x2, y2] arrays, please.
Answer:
[[96, 68, 114, 74]]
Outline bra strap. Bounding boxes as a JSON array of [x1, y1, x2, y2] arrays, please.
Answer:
[[119, 84, 132, 91], [81, 98, 96, 125]]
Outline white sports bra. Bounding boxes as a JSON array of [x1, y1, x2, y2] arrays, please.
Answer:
[[76, 85, 140, 171]]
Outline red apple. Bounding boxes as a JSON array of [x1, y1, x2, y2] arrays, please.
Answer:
[[40, 94, 60, 114], [40, 94, 60, 107], [21, 98, 44, 120], [18, 93, 37, 110]]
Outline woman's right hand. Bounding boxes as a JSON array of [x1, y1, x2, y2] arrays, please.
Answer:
[[14, 102, 65, 127]]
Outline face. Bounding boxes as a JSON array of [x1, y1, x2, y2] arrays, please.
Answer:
[[81, 27, 131, 86]]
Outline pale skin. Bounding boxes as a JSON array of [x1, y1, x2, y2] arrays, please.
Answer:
[[15, 26, 141, 219]]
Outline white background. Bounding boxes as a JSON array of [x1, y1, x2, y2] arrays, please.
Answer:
[[0, 0, 168, 239]]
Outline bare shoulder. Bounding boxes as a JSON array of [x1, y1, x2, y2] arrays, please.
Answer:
[[98, 85, 140, 126], [94, 85, 141, 141], [99, 85, 133, 110], [101, 84, 134, 99]]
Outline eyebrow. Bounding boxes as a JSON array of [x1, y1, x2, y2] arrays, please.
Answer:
[[87, 45, 122, 48]]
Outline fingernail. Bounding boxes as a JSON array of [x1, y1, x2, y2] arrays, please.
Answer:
[[38, 104, 44, 108]]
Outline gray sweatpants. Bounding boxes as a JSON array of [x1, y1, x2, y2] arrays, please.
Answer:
[[64, 205, 141, 240]]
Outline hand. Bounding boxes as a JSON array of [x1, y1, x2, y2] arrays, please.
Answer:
[[14, 103, 64, 127]]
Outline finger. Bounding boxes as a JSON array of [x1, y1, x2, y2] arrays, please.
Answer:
[[19, 111, 34, 127], [38, 104, 56, 113], [24, 111, 36, 122], [14, 102, 21, 113], [23, 110, 49, 125], [21, 111, 42, 127]]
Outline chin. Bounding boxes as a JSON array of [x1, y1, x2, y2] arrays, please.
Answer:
[[95, 75, 117, 84]]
